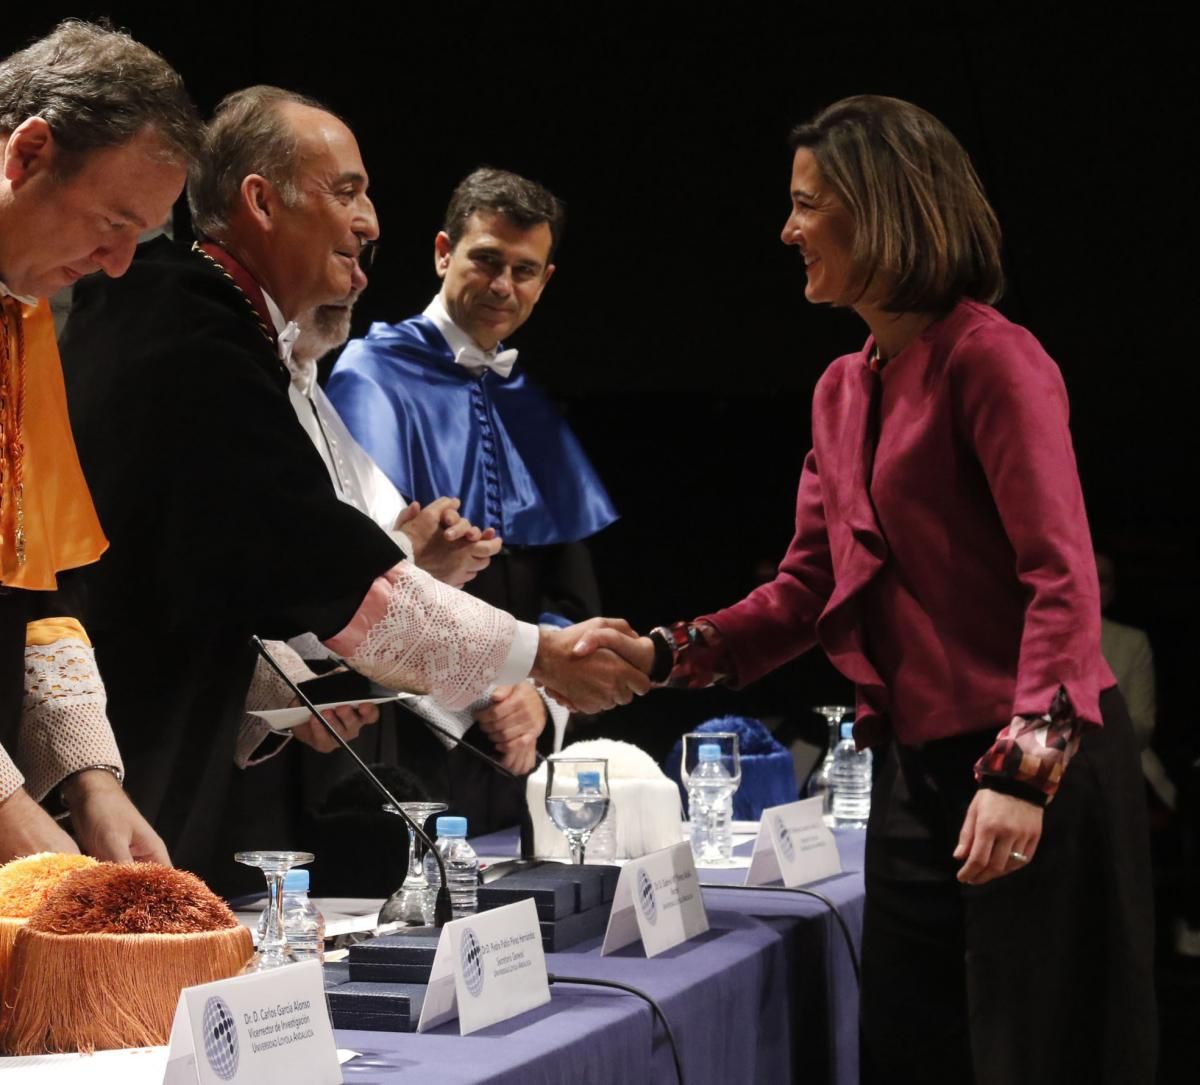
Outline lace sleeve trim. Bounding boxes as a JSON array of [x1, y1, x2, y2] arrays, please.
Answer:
[[326, 562, 517, 712], [19, 638, 122, 802]]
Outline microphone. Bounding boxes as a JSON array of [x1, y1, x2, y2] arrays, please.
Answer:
[[251, 636, 453, 927]]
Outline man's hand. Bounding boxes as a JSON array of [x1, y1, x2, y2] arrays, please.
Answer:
[[570, 625, 656, 673], [531, 618, 652, 714], [60, 769, 171, 865], [291, 701, 382, 754], [953, 788, 1043, 885], [476, 683, 548, 775], [0, 785, 81, 862], [396, 497, 502, 588]]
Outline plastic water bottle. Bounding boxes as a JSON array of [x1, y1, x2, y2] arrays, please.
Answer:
[[257, 868, 324, 962], [578, 770, 617, 862], [688, 743, 735, 864], [424, 816, 479, 918], [831, 722, 872, 829]]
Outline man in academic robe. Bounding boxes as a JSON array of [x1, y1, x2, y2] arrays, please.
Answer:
[[60, 87, 647, 893], [0, 20, 198, 864], [326, 168, 618, 828]]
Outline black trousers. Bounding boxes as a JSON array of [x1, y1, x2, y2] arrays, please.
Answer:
[[860, 689, 1157, 1085]]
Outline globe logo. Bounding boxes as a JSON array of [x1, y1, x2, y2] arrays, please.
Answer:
[[636, 869, 657, 926], [460, 927, 485, 998], [201, 996, 239, 1081], [775, 815, 796, 863]]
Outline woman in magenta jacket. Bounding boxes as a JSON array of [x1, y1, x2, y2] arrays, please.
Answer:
[[576, 96, 1155, 1084]]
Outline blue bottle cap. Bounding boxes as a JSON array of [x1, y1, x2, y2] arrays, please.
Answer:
[[577, 771, 601, 788], [840, 722, 855, 741], [698, 743, 722, 761], [283, 868, 309, 892], [436, 815, 468, 837]]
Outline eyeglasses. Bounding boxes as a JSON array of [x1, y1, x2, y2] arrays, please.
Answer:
[[357, 238, 379, 271]]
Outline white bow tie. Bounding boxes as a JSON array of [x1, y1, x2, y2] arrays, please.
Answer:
[[454, 345, 519, 379], [277, 320, 301, 365]]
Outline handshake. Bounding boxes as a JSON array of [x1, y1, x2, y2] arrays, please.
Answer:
[[530, 618, 658, 715]]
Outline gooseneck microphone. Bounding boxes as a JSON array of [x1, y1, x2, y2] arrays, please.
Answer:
[[251, 636, 452, 927]]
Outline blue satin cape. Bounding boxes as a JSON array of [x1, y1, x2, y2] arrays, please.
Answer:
[[326, 315, 617, 546]]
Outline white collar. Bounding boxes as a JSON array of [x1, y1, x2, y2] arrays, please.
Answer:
[[261, 289, 301, 365], [0, 279, 38, 307], [423, 294, 518, 378]]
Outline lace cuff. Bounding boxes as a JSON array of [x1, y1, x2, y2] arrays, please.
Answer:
[[19, 635, 123, 802], [236, 640, 319, 768], [0, 744, 25, 803], [325, 562, 517, 712], [974, 687, 1083, 805]]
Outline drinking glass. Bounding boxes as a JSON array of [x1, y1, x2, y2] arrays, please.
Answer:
[[544, 757, 609, 864], [235, 850, 314, 972], [379, 801, 448, 925], [809, 706, 853, 826], [680, 732, 742, 795]]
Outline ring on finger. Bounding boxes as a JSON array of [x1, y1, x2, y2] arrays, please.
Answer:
[[1009, 849, 1029, 864]]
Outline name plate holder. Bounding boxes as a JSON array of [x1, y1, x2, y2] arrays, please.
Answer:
[[746, 797, 842, 887], [601, 842, 709, 957], [416, 898, 550, 1035], [162, 960, 340, 1085]]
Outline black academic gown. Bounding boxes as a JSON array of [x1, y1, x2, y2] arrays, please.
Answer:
[[60, 238, 402, 894]]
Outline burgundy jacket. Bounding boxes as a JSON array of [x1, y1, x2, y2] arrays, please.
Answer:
[[706, 299, 1115, 748]]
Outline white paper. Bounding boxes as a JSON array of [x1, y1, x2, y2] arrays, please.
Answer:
[[746, 797, 842, 888], [248, 695, 410, 731], [416, 899, 550, 1036], [162, 960, 340, 1084], [0, 1047, 168, 1085], [601, 842, 709, 957]]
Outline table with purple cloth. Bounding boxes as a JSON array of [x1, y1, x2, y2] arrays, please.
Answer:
[[333, 828, 865, 1085]]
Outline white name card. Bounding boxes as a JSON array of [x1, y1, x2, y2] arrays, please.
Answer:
[[162, 960, 340, 1085], [746, 797, 842, 888], [601, 842, 709, 957], [416, 898, 550, 1036]]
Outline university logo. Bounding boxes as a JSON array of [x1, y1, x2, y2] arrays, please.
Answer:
[[636, 868, 658, 926], [201, 996, 239, 1081], [774, 815, 796, 863], [460, 927, 485, 998]]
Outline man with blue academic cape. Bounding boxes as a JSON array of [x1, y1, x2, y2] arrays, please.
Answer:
[[327, 168, 617, 830]]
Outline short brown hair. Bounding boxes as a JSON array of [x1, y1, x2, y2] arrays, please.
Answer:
[[444, 167, 565, 257], [789, 95, 1003, 313], [187, 85, 337, 241], [0, 19, 200, 175]]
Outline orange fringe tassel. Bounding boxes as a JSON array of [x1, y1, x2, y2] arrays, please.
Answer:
[[1, 926, 252, 1053], [0, 917, 22, 995]]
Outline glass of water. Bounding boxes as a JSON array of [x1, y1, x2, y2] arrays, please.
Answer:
[[544, 756, 610, 864]]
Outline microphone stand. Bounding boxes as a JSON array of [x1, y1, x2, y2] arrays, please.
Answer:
[[252, 636, 453, 927]]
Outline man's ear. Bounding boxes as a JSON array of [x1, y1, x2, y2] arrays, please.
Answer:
[[433, 231, 454, 279], [3, 117, 55, 187], [239, 174, 277, 230]]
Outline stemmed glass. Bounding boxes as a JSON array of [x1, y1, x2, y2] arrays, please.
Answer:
[[680, 732, 742, 866], [378, 801, 448, 925], [809, 706, 853, 826], [235, 850, 314, 972], [544, 757, 610, 864]]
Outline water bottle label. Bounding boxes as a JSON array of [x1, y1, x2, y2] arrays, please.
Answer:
[[746, 797, 843, 887]]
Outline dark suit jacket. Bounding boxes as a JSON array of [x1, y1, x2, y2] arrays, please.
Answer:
[[704, 300, 1115, 747]]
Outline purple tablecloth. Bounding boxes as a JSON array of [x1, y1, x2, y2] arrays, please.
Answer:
[[333, 829, 865, 1085]]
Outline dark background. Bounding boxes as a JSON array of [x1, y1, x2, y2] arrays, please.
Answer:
[[6, 4, 1196, 739]]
